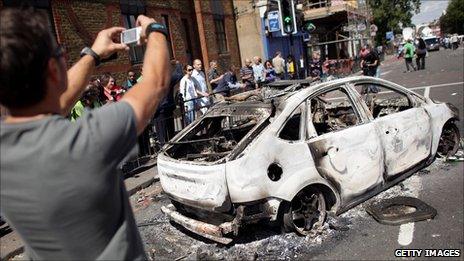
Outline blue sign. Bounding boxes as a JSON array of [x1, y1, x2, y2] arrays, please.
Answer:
[[268, 11, 280, 32], [386, 31, 394, 41]]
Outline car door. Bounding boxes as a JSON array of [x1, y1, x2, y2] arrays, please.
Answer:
[[351, 82, 432, 178], [306, 85, 384, 206]]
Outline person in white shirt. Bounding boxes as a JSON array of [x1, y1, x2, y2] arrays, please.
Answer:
[[252, 56, 265, 87], [179, 65, 198, 124], [451, 34, 459, 50], [192, 59, 210, 114]]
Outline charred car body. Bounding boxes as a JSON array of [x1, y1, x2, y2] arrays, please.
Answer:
[[158, 76, 460, 244]]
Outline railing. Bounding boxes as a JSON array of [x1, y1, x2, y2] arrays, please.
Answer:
[[120, 92, 222, 176]]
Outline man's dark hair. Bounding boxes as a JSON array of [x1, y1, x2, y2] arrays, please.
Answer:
[[0, 8, 56, 109]]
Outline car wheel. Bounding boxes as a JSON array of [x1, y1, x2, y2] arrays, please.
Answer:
[[437, 123, 460, 158], [282, 189, 326, 236]]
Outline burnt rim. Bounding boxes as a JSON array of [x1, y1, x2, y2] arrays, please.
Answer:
[[284, 190, 327, 235]]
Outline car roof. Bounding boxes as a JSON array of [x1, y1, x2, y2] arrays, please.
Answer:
[[280, 76, 420, 109], [209, 76, 419, 113]]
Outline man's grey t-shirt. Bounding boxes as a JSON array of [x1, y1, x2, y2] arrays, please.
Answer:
[[0, 102, 146, 260]]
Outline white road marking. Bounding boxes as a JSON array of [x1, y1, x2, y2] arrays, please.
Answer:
[[424, 87, 431, 98], [452, 92, 458, 96], [381, 70, 391, 76], [398, 222, 415, 246], [409, 81, 464, 91], [397, 176, 422, 246]]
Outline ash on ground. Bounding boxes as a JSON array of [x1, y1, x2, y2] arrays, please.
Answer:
[[132, 159, 453, 260]]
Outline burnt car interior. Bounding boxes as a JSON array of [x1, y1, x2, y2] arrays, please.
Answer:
[[354, 83, 413, 118], [166, 113, 262, 162], [309, 88, 360, 135], [279, 108, 302, 141]]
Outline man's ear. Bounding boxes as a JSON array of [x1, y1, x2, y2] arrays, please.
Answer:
[[46, 58, 60, 87]]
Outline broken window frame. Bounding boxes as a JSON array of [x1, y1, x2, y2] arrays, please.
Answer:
[[305, 84, 366, 138], [164, 105, 273, 163], [350, 82, 417, 120], [277, 103, 307, 142]]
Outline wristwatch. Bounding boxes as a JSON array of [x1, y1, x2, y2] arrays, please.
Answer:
[[80, 47, 101, 66], [145, 22, 168, 38]]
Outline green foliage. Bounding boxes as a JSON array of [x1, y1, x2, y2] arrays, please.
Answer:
[[440, 0, 464, 34], [368, 0, 421, 45]]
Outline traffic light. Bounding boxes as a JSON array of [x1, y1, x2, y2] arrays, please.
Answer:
[[278, 0, 297, 35], [302, 21, 316, 33]]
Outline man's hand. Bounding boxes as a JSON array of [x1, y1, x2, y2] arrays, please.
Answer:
[[136, 15, 156, 40], [91, 27, 129, 59]]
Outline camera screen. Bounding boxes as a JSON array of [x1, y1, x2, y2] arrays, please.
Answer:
[[122, 29, 137, 43]]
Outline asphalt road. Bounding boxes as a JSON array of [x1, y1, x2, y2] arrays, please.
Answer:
[[380, 47, 464, 133], [132, 47, 464, 260]]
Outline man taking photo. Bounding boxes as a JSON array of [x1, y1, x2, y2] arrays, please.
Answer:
[[0, 8, 170, 260]]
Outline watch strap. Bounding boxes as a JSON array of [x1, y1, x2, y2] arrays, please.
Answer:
[[145, 22, 168, 38], [80, 47, 101, 66]]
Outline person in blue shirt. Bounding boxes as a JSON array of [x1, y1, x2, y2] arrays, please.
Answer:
[[215, 65, 246, 97], [122, 70, 138, 90]]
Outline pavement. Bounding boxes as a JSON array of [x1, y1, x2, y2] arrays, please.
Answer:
[[0, 166, 160, 260]]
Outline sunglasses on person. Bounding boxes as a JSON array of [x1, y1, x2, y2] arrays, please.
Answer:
[[187, 68, 193, 72], [51, 44, 66, 58]]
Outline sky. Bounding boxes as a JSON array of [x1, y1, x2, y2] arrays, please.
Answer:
[[411, 0, 450, 25]]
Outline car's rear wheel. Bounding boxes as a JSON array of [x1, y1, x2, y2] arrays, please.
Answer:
[[282, 189, 326, 236], [437, 123, 460, 158]]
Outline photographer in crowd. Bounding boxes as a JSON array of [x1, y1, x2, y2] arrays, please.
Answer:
[[0, 8, 170, 260]]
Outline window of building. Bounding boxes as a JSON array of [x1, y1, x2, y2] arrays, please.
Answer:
[[160, 14, 174, 59], [121, 14, 145, 64], [120, 0, 146, 64], [181, 18, 193, 65], [214, 18, 228, 54]]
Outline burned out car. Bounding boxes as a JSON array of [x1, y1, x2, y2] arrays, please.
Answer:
[[158, 76, 460, 244]]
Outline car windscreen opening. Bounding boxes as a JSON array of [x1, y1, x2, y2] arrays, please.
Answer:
[[165, 107, 270, 162]]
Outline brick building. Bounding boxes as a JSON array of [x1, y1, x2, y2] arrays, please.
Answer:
[[1, 0, 242, 83]]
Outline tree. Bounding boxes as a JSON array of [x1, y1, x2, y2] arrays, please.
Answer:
[[440, 0, 464, 35], [368, 0, 421, 45]]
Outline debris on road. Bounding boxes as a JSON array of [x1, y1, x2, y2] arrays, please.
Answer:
[[365, 196, 437, 225]]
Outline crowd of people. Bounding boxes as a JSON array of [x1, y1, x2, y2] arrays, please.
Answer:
[[442, 34, 462, 50]]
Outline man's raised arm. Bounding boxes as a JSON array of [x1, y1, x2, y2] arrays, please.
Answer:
[[121, 15, 171, 135], [59, 27, 128, 115]]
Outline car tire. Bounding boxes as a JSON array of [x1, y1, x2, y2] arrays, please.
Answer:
[[437, 123, 460, 158], [282, 189, 326, 236]]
